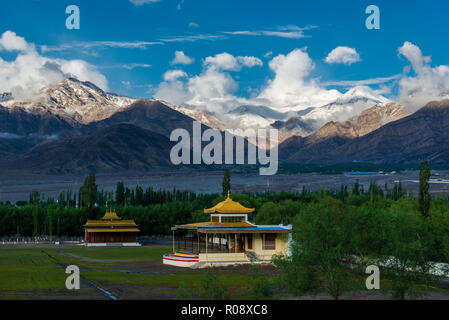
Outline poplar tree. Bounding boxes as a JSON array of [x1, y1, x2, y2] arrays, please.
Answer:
[[31, 191, 40, 240], [79, 173, 98, 217], [116, 181, 125, 206], [418, 161, 431, 218], [222, 169, 231, 197]]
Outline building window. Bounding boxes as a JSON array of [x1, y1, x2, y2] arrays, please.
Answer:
[[211, 216, 219, 222], [221, 216, 245, 223], [263, 233, 276, 250]]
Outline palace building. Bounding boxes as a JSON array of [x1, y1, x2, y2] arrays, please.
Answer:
[[84, 209, 141, 246], [163, 192, 291, 268]]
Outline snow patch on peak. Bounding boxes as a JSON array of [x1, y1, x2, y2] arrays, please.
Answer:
[[3, 78, 136, 123]]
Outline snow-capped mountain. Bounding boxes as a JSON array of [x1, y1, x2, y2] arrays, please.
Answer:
[[2, 78, 136, 124], [300, 87, 391, 127], [188, 87, 392, 142], [313, 102, 408, 140], [225, 105, 288, 130], [0, 92, 13, 103], [162, 102, 227, 131], [0, 79, 397, 146], [345, 102, 407, 137], [271, 117, 316, 142]]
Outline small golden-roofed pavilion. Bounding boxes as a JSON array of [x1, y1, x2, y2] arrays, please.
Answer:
[[166, 192, 291, 268], [204, 192, 254, 214], [84, 209, 140, 246]]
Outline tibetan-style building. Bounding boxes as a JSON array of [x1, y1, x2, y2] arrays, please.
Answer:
[[84, 209, 140, 246], [163, 192, 291, 267]]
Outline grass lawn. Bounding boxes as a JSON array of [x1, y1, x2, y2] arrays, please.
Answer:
[[0, 246, 172, 294], [3, 246, 447, 300], [0, 249, 67, 291], [0, 245, 258, 299], [54, 246, 171, 262], [82, 270, 251, 288]]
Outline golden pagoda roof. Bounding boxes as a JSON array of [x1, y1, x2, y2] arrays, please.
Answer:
[[84, 220, 138, 227], [172, 221, 255, 230], [84, 209, 139, 230], [86, 228, 140, 233], [204, 192, 254, 214]]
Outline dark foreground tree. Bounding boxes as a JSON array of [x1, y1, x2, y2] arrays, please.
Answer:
[[273, 198, 356, 300], [380, 209, 436, 299]]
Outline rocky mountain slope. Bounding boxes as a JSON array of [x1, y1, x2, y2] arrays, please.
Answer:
[[11, 124, 175, 173], [312, 102, 408, 140], [3, 77, 448, 173], [87, 98, 210, 138], [270, 117, 315, 142], [280, 99, 449, 164], [163, 102, 227, 131], [2, 78, 135, 124]]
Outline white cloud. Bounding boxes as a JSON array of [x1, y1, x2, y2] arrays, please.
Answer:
[[323, 74, 400, 87], [204, 53, 262, 71], [156, 53, 252, 113], [224, 25, 316, 39], [129, 0, 161, 6], [184, 68, 239, 112], [170, 51, 194, 65], [237, 56, 263, 68], [158, 34, 227, 43], [100, 63, 151, 70], [258, 48, 341, 109], [264, 51, 273, 58], [121, 80, 131, 89], [325, 46, 361, 65], [204, 53, 240, 71], [398, 41, 449, 110], [155, 49, 340, 117], [188, 22, 199, 28], [154, 80, 189, 106], [40, 40, 163, 53], [0, 31, 33, 52], [41, 35, 224, 54], [0, 31, 107, 100], [163, 70, 187, 81]]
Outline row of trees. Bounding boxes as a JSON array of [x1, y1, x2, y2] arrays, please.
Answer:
[[0, 162, 444, 238], [269, 161, 447, 299], [273, 195, 449, 299], [50, 174, 204, 208]]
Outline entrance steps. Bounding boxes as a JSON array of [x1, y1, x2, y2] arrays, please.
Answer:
[[163, 252, 199, 267], [245, 251, 260, 262]]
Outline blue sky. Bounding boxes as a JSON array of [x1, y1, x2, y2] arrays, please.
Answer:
[[1, 0, 449, 112]]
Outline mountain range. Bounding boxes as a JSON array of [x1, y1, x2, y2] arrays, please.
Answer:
[[0, 77, 448, 174]]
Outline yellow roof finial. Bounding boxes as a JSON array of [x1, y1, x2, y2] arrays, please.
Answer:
[[227, 190, 231, 200]]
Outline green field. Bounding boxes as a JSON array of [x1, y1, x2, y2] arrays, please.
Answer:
[[0, 249, 67, 291], [0, 245, 259, 299], [1, 245, 448, 300], [59, 246, 170, 261]]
